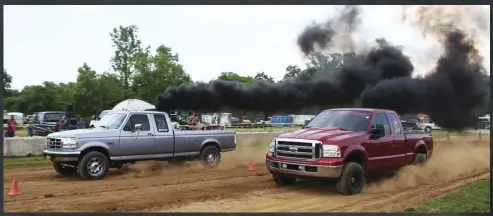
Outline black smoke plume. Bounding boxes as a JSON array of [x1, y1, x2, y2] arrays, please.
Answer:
[[362, 9, 489, 130], [156, 6, 488, 130]]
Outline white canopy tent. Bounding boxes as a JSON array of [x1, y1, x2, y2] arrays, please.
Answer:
[[112, 99, 155, 111]]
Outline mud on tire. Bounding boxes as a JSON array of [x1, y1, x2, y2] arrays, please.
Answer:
[[53, 162, 77, 175], [336, 162, 365, 195], [77, 151, 110, 180], [272, 174, 296, 186], [199, 146, 221, 167]]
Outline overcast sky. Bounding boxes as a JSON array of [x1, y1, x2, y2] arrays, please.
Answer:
[[4, 5, 490, 90]]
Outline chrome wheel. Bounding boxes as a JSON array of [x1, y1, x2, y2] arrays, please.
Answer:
[[86, 157, 105, 176], [206, 150, 219, 165]]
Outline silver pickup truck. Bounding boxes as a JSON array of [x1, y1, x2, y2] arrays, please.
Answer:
[[43, 110, 237, 180]]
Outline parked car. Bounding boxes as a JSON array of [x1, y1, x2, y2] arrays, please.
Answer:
[[43, 110, 237, 180], [28, 111, 66, 136], [266, 108, 433, 195]]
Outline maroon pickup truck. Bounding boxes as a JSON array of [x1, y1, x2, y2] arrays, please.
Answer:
[[265, 108, 433, 195]]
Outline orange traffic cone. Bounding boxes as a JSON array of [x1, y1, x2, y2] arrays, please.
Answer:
[[8, 178, 21, 196], [248, 160, 255, 171]]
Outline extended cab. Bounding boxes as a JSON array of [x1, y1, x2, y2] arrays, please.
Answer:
[[43, 110, 237, 180], [266, 108, 433, 195]]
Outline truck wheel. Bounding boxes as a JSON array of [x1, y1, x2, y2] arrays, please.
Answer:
[[424, 127, 431, 132], [336, 162, 365, 195], [77, 151, 109, 180], [412, 153, 427, 165], [199, 146, 221, 167], [272, 174, 296, 186], [53, 162, 77, 175]]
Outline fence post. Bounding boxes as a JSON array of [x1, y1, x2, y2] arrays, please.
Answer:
[[479, 131, 481, 141], [446, 131, 450, 140]]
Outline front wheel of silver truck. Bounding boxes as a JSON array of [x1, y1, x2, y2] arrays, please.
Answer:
[[199, 146, 221, 167], [336, 162, 365, 195], [77, 151, 109, 180], [53, 162, 78, 176]]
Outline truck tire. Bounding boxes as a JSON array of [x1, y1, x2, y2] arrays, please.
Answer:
[[272, 174, 296, 186], [412, 153, 427, 165], [199, 146, 221, 167], [53, 162, 77, 175], [28, 128, 33, 137], [336, 162, 365, 195], [424, 127, 431, 132], [77, 151, 110, 180]]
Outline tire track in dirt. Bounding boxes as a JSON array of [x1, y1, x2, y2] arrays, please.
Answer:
[[4, 137, 490, 212]]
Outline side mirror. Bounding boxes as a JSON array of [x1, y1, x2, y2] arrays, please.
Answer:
[[134, 124, 143, 131], [370, 124, 385, 139]]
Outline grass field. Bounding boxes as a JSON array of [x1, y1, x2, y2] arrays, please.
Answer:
[[4, 156, 50, 168], [405, 179, 490, 213]]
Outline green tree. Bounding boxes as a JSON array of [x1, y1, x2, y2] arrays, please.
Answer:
[[217, 72, 255, 84], [110, 25, 143, 98], [3, 69, 13, 97], [283, 65, 302, 80], [254, 71, 274, 83], [133, 45, 192, 103]]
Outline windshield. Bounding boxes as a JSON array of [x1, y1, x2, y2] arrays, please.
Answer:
[[44, 113, 65, 122], [306, 110, 371, 132], [99, 110, 110, 119], [97, 113, 127, 129]]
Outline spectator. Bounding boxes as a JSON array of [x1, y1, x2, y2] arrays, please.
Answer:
[[61, 116, 69, 131], [6, 115, 17, 137], [77, 118, 88, 129], [54, 119, 62, 132]]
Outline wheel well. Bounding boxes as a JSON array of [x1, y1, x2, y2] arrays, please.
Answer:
[[345, 151, 367, 171], [416, 144, 427, 155], [79, 147, 110, 162], [200, 142, 221, 152]]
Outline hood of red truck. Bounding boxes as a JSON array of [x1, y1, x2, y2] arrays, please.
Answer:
[[277, 127, 366, 144]]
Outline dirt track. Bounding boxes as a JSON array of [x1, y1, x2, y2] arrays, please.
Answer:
[[4, 136, 490, 212]]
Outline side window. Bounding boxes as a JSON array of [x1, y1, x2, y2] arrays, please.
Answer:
[[35, 114, 41, 122], [123, 114, 151, 131], [372, 113, 391, 136], [153, 114, 169, 132], [388, 113, 402, 134]]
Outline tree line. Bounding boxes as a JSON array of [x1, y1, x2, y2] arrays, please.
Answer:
[[3, 25, 354, 120], [3, 24, 489, 121]]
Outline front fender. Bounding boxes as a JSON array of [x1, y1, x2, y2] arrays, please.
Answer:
[[77, 141, 111, 155]]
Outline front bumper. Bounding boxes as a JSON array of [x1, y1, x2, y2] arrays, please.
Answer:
[[43, 149, 81, 162], [266, 159, 343, 178]]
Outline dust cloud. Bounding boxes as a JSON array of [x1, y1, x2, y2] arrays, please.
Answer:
[[366, 138, 490, 192], [116, 133, 490, 192], [117, 135, 272, 178]]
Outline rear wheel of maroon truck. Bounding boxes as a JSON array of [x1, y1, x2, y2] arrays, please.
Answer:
[[412, 153, 427, 165], [272, 174, 297, 186], [336, 162, 365, 195]]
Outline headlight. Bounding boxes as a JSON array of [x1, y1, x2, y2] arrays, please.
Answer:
[[61, 137, 78, 148], [269, 137, 277, 153], [322, 145, 341, 158]]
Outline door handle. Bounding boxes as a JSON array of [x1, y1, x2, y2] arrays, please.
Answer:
[[106, 141, 114, 145]]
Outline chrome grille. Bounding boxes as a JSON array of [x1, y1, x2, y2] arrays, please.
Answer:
[[46, 138, 62, 149], [275, 138, 322, 161]]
